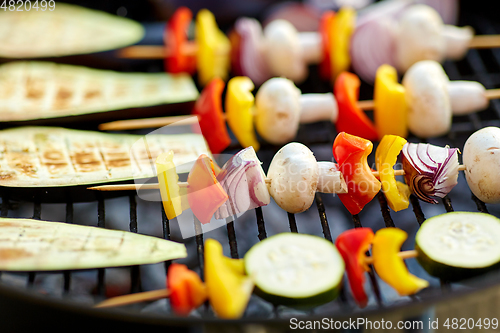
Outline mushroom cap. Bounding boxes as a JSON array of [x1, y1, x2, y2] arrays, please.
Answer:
[[255, 77, 301, 145], [395, 4, 446, 73], [263, 20, 307, 83], [463, 127, 500, 204], [267, 142, 318, 213], [403, 60, 451, 138]]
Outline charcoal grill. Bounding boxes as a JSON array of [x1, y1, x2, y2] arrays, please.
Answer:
[[2, 2, 500, 332]]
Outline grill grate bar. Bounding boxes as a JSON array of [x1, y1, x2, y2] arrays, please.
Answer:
[[129, 195, 141, 294], [409, 195, 425, 225], [472, 193, 489, 213], [161, 204, 171, 274], [255, 207, 267, 240], [63, 201, 73, 293], [226, 219, 239, 259], [315, 193, 333, 242], [28, 198, 42, 287], [377, 192, 396, 228], [193, 217, 205, 278], [350, 213, 383, 306], [442, 197, 454, 212], [1, 195, 8, 218], [287, 212, 298, 233], [96, 196, 106, 297]]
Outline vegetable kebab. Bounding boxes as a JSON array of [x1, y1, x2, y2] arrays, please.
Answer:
[[94, 211, 500, 315], [118, 4, 500, 86], [99, 60, 500, 150], [91, 129, 470, 224]]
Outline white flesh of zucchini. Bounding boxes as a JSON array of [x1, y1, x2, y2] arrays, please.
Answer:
[[0, 218, 187, 271], [416, 212, 500, 268], [0, 127, 212, 187], [0, 62, 199, 121], [245, 233, 344, 298], [0, 3, 144, 58]]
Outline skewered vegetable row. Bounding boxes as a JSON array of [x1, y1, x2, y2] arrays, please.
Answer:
[[96, 211, 500, 317], [125, 3, 485, 86], [100, 59, 500, 154], [155, 129, 464, 224]]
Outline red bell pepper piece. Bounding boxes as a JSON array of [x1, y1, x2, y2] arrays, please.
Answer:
[[334, 72, 378, 141], [167, 263, 208, 316], [164, 7, 197, 74], [187, 154, 228, 224], [333, 132, 381, 215], [319, 11, 335, 81], [335, 228, 374, 308], [192, 78, 231, 154]]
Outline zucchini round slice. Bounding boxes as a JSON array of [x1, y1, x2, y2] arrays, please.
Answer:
[[244, 233, 344, 307], [416, 212, 500, 281]]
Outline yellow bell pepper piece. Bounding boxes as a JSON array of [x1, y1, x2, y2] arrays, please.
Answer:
[[375, 135, 410, 212], [156, 151, 182, 220], [204, 239, 254, 319], [372, 228, 429, 296], [225, 76, 260, 151], [374, 64, 408, 139], [195, 9, 231, 86], [330, 7, 356, 82]]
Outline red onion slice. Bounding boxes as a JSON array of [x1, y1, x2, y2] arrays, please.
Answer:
[[234, 18, 272, 86], [214, 147, 270, 220], [350, 17, 398, 83], [402, 142, 459, 203]]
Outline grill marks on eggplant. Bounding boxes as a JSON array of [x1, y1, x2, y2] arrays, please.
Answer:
[[0, 62, 199, 122], [0, 127, 210, 187], [0, 3, 144, 58]]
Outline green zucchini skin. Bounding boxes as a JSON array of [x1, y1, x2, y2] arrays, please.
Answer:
[[244, 233, 345, 308], [415, 212, 500, 282], [416, 243, 500, 282], [252, 279, 343, 309]]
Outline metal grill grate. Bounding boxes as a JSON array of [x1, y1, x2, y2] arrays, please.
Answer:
[[2, 8, 500, 331]]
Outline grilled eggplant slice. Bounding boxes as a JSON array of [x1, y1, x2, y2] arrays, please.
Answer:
[[0, 218, 186, 271], [0, 62, 198, 127], [0, 3, 144, 58], [0, 127, 211, 202]]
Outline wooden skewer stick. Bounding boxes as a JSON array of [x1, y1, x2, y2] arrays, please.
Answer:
[[117, 35, 500, 59], [98, 86, 500, 131], [94, 289, 171, 308], [364, 249, 417, 265], [98, 101, 375, 131], [469, 35, 500, 49], [93, 249, 418, 308], [87, 165, 466, 191]]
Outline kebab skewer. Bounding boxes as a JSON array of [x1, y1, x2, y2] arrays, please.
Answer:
[[94, 210, 500, 314], [117, 4, 500, 86], [99, 59, 500, 155]]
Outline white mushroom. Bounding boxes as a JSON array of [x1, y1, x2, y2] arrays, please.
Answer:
[[448, 81, 489, 116], [255, 78, 301, 145], [463, 127, 500, 204], [267, 142, 319, 213], [403, 60, 451, 138], [255, 78, 337, 145], [395, 4, 446, 73], [442, 25, 474, 60], [263, 20, 321, 83], [316, 162, 347, 194]]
